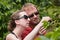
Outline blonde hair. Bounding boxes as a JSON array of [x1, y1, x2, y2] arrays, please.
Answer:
[[21, 3, 37, 11]]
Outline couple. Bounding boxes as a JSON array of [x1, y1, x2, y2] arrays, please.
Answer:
[[6, 3, 51, 40]]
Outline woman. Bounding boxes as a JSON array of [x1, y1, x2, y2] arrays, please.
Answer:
[[6, 10, 30, 40]]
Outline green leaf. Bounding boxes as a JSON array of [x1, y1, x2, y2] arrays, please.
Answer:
[[40, 36, 50, 40]]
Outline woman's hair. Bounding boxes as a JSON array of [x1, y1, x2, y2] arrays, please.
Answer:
[[8, 10, 22, 32]]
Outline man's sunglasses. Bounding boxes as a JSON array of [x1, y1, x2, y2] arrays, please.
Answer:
[[29, 12, 39, 18]]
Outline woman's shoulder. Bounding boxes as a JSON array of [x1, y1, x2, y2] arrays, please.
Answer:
[[6, 33, 17, 40], [6, 33, 14, 37]]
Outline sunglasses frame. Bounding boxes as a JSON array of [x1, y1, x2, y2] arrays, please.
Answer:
[[20, 15, 29, 19]]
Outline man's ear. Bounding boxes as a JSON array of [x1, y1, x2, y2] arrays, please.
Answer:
[[15, 20, 20, 24]]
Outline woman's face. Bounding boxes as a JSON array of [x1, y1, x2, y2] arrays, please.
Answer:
[[18, 12, 30, 28]]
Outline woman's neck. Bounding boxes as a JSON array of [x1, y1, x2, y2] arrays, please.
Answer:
[[13, 25, 25, 38]]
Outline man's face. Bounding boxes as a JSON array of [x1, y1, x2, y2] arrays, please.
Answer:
[[26, 6, 40, 25]]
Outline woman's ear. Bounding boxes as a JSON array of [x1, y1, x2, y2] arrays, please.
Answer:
[[15, 20, 20, 24]]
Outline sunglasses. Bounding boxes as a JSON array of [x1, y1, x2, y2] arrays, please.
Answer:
[[16, 15, 29, 20], [29, 12, 39, 18], [16, 12, 39, 20]]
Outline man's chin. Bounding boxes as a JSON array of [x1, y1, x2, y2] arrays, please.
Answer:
[[30, 21, 39, 25], [33, 21, 39, 25]]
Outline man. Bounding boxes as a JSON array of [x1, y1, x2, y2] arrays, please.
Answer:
[[21, 3, 51, 40]]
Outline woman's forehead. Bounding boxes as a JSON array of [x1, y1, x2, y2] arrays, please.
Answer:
[[19, 11, 27, 17]]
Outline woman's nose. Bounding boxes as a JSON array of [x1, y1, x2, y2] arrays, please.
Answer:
[[27, 18, 30, 21]]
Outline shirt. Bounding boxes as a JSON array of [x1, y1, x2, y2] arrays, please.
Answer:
[[21, 27, 32, 40]]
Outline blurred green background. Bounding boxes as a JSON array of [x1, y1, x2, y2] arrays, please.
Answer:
[[0, 0, 60, 40]]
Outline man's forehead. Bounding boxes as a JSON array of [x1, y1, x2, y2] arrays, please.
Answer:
[[27, 8, 37, 15]]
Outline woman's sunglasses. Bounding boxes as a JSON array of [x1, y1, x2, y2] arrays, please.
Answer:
[[16, 15, 29, 20]]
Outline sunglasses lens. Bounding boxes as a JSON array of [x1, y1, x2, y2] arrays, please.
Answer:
[[24, 15, 28, 19], [35, 12, 39, 15], [29, 14, 34, 18], [29, 12, 39, 18]]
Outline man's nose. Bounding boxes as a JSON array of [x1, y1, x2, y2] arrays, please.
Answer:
[[34, 14, 37, 18]]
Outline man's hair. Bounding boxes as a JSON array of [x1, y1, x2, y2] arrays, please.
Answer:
[[21, 3, 37, 11]]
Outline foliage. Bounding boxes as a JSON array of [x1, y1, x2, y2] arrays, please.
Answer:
[[34, 35, 50, 40], [0, 0, 60, 40]]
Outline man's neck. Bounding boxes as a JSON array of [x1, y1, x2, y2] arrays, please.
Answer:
[[29, 22, 40, 29], [29, 23, 36, 29]]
